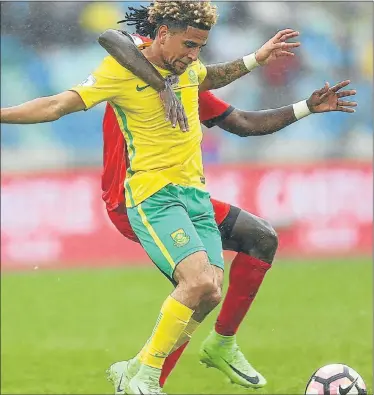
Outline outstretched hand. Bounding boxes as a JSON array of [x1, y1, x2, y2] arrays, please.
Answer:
[[159, 77, 189, 132], [306, 80, 357, 113], [255, 29, 300, 66]]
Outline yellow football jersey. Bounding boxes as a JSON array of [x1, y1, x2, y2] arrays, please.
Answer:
[[71, 55, 207, 207]]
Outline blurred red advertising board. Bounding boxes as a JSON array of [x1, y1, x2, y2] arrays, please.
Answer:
[[1, 161, 372, 271]]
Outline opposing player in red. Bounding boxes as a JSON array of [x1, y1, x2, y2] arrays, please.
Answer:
[[99, 6, 357, 392]]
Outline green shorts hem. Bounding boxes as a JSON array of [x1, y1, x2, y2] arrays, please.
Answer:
[[209, 260, 225, 271]]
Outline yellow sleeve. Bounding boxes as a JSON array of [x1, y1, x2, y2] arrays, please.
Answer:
[[197, 59, 207, 84], [70, 57, 128, 109]]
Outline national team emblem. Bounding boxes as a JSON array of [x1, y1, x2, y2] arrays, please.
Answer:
[[188, 69, 198, 84], [171, 228, 190, 247]]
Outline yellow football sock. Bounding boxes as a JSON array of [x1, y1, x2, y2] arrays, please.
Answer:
[[137, 318, 199, 362], [140, 295, 194, 369], [171, 318, 200, 352], [137, 341, 149, 363]]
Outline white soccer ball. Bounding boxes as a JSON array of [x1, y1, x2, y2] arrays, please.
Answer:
[[305, 364, 367, 395]]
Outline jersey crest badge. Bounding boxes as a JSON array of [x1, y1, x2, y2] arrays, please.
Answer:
[[188, 69, 198, 84], [171, 228, 190, 247]]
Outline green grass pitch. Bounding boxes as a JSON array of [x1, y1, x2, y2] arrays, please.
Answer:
[[1, 257, 372, 394]]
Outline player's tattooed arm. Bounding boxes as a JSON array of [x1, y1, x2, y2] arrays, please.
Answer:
[[200, 59, 249, 91], [98, 29, 189, 131], [217, 80, 357, 136], [200, 29, 301, 91]]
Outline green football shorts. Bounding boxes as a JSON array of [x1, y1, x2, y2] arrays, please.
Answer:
[[127, 184, 224, 283]]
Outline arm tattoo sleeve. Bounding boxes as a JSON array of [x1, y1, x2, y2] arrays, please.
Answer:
[[204, 58, 249, 90]]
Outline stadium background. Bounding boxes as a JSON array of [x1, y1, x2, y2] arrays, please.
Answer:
[[1, 1, 372, 394]]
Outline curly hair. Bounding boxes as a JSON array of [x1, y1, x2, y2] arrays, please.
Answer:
[[118, 1, 218, 39], [149, 1, 218, 31]]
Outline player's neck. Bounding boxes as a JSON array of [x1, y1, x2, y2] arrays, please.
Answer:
[[142, 44, 167, 71]]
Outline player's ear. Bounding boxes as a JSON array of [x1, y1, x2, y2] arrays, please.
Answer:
[[157, 25, 168, 44]]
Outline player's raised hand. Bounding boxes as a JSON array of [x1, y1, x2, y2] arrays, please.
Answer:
[[159, 78, 189, 132], [306, 80, 357, 113], [255, 28, 300, 66]]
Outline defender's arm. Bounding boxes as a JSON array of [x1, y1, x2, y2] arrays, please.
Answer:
[[98, 29, 189, 131], [216, 106, 297, 137], [213, 80, 357, 136], [98, 29, 166, 92]]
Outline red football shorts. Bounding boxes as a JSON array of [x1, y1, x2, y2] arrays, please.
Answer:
[[107, 198, 231, 243]]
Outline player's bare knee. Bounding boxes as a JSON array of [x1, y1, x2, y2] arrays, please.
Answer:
[[206, 283, 222, 309], [195, 278, 222, 312], [202, 266, 223, 307], [192, 284, 222, 321], [173, 251, 220, 309], [191, 275, 218, 299], [210, 266, 224, 306]]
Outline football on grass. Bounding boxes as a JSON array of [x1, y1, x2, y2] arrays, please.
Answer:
[[305, 363, 367, 395]]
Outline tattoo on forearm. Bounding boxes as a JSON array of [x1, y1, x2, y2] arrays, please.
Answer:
[[205, 59, 248, 89]]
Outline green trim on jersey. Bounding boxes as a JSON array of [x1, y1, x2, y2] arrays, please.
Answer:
[[175, 90, 182, 102], [113, 104, 135, 207]]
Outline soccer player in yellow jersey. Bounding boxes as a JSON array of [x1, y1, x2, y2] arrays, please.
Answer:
[[0, 2, 304, 393]]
